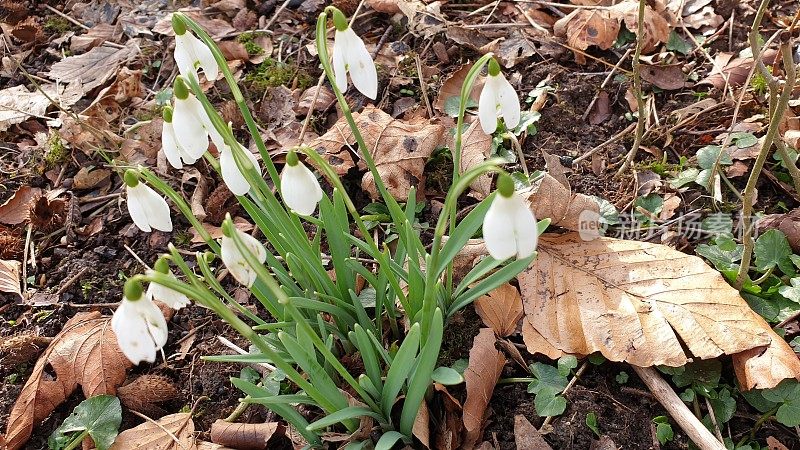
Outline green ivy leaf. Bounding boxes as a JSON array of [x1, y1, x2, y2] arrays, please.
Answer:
[[666, 30, 692, 55], [754, 229, 795, 275], [534, 391, 567, 417], [585, 412, 601, 437], [652, 417, 674, 444], [696, 145, 731, 169], [557, 355, 578, 377], [730, 132, 759, 148], [669, 167, 700, 189], [48, 395, 122, 450], [431, 367, 464, 385], [779, 278, 800, 303], [709, 388, 736, 424], [528, 362, 568, 397]]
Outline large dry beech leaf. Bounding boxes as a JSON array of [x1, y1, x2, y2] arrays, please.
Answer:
[[554, 1, 670, 63], [733, 316, 800, 390], [5, 312, 131, 450], [518, 233, 800, 388], [462, 328, 506, 450], [475, 283, 524, 337], [309, 106, 446, 201], [110, 412, 195, 449], [209, 420, 283, 449]]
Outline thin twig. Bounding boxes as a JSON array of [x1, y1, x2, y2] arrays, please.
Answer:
[[614, 0, 647, 178], [415, 55, 433, 118], [574, 122, 636, 164], [539, 361, 589, 431], [581, 48, 633, 122]]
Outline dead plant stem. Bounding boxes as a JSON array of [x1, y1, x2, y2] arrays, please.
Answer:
[[735, 35, 796, 289], [614, 0, 646, 178]]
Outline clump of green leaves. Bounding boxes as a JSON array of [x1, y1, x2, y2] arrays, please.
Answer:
[[652, 416, 674, 444], [48, 395, 121, 450], [750, 67, 771, 96], [527, 355, 577, 417], [244, 58, 312, 93], [237, 32, 267, 56], [44, 16, 72, 34], [44, 131, 68, 168]]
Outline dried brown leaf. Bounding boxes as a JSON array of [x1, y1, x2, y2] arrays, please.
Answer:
[[110, 412, 196, 449], [611, 2, 671, 53], [0, 259, 21, 297], [458, 120, 493, 199], [765, 436, 790, 450], [475, 283, 524, 337], [759, 209, 800, 253], [514, 415, 553, 450], [153, 11, 235, 38], [733, 318, 800, 390], [309, 106, 445, 200], [433, 63, 485, 114], [700, 50, 778, 89], [640, 64, 686, 90], [554, 9, 620, 54], [519, 233, 779, 368], [118, 375, 180, 417], [0, 86, 59, 132], [5, 312, 132, 450], [463, 328, 505, 449], [47, 41, 139, 92], [72, 167, 111, 190], [0, 334, 52, 368], [527, 173, 600, 232], [209, 420, 283, 450]]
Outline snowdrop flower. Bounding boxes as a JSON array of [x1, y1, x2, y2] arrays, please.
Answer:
[[483, 174, 537, 260], [478, 58, 521, 134], [146, 258, 190, 310], [172, 14, 218, 81], [113, 279, 169, 365], [211, 130, 260, 196], [161, 105, 199, 169], [221, 219, 267, 287], [125, 170, 172, 233], [171, 77, 215, 159], [329, 7, 378, 99], [280, 150, 323, 215]]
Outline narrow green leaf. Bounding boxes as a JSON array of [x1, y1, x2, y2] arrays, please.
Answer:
[[306, 407, 384, 431]]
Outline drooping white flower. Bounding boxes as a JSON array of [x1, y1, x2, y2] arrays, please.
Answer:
[[478, 58, 521, 134], [172, 78, 213, 160], [125, 170, 172, 233], [162, 106, 199, 169], [280, 151, 323, 215], [331, 10, 377, 100], [213, 131, 260, 196], [221, 225, 267, 287], [482, 175, 537, 260], [172, 15, 218, 81], [146, 259, 190, 310], [112, 279, 169, 365]]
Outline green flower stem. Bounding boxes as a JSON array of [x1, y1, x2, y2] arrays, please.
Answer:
[[421, 159, 506, 338], [137, 168, 219, 253], [300, 145, 411, 317], [175, 13, 280, 189], [63, 430, 90, 450], [452, 54, 493, 185]]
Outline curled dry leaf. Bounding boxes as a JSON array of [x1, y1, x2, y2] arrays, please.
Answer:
[[47, 41, 139, 92], [458, 120, 494, 199], [733, 318, 800, 390], [118, 375, 180, 417], [700, 49, 778, 89], [611, 2, 670, 52], [475, 283, 524, 337], [5, 312, 131, 450], [209, 420, 284, 450], [463, 328, 506, 450], [0, 334, 52, 368], [0, 259, 21, 297], [0, 85, 61, 132], [0, 186, 41, 225], [433, 63, 485, 114], [109, 412, 195, 449], [72, 167, 112, 190], [519, 233, 784, 371], [309, 106, 445, 201], [527, 173, 600, 232]]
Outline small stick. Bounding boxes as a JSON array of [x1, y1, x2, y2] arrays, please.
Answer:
[[55, 266, 90, 296], [44, 5, 89, 31], [582, 48, 633, 122], [415, 55, 433, 118], [539, 361, 588, 431], [573, 122, 636, 164], [633, 366, 726, 450]]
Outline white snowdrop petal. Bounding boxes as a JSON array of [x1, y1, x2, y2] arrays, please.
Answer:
[[140, 299, 169, 348], [478, 77, 499, 134], [512, 197, 537, 258], [112, 302, 156, 364], [172, 96, 210, 158], [126, 185, 152, 233], [221, 231, 266, 287], [161, 122, 183, 169], [220, 146, 252, 196], [483, 197, 517, 260], [281, 163, 323, 215], [191, 34, 219, 81], [496, 74, 521, 130], [343, 29, 378, 99], [140, 185, 173, 232], [146, 274, 190, 310], [332, 33, 349, 93], [174, 34, 195, 79]]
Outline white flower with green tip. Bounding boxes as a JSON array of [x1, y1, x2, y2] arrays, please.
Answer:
[[125, 170, 173, 233], [482, 174, 537, 260], [280, 150, 323, 216], [112, 279, 169, 364], [478, 58, 521, 134], [221, 222, 267, 287], [330, 8, 378, 100], [172, 14, 219, 81]]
